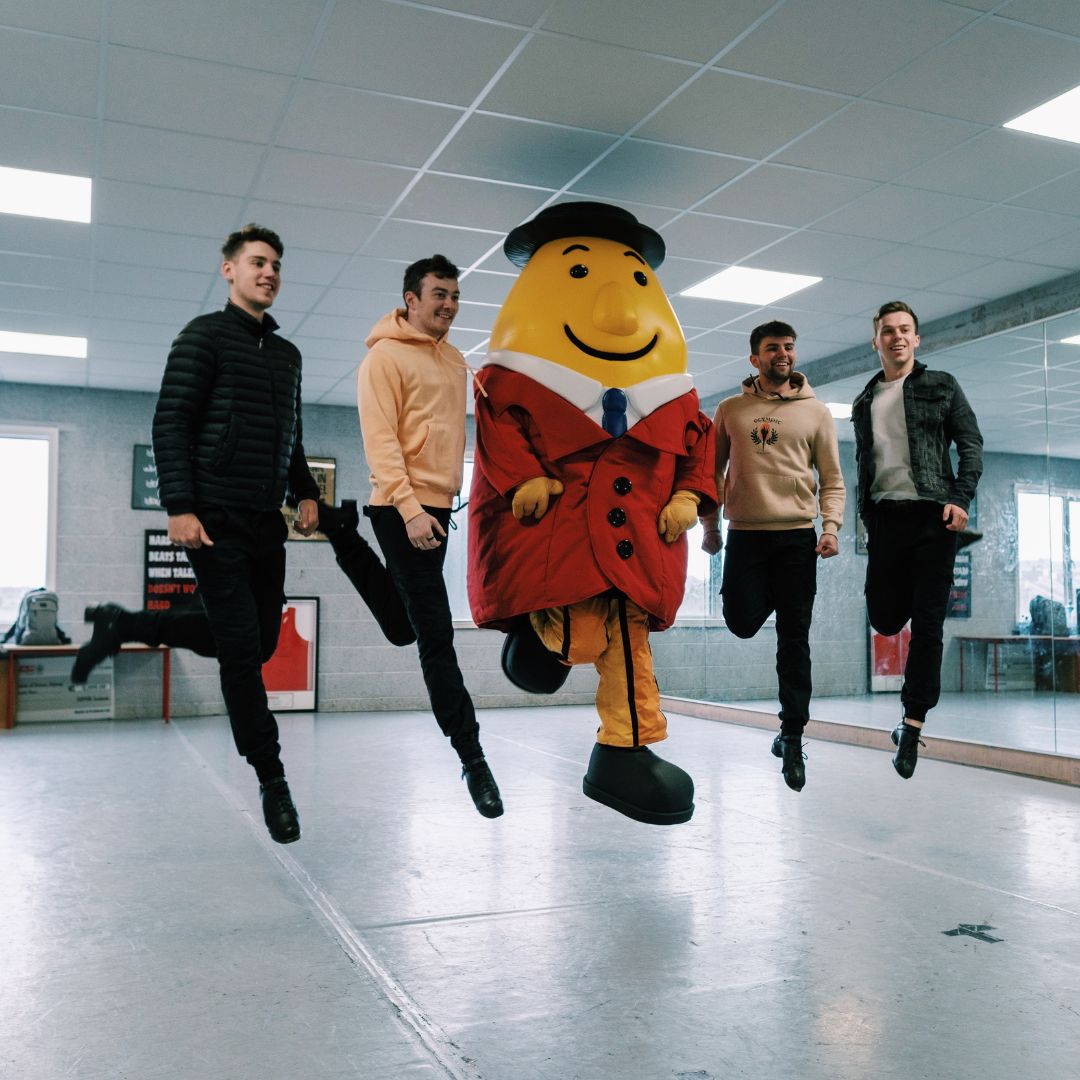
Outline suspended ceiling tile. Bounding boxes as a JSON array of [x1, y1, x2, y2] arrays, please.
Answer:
[[814, 185, 989, 242], [277, 82, 462, 166], [657, 212, 792, 264], [921, 205, 1080, 259], [570, 140, 747, 210], [94, 180, 244, 237], [394, 175, 551, 234], [481, 34, 691, 134], [638, 70, 845, 159], [254, 149, 411, 216], [308, 0, 526, 105], [0, 108, 97, 175], [0, 27, 98, 115], [108, 0, 324, 73], [721, 0, 977, 96]]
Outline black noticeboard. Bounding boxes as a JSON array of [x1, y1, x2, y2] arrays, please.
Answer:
[[143, 530, 201, 613], [948, 550, 972, 619], [132, 445, 161, 510]]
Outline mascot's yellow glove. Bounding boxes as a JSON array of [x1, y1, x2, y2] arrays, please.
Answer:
[[512, 476, 565, 520], [658, 490, 701, 543]]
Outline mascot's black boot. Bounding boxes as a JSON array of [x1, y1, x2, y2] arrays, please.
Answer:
[[501, 617, 571, 694], [318, 500, 416, 647], [582, 743, 694, 825]]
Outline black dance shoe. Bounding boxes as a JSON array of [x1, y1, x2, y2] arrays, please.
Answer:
[[500, 618, 571, 695], [771, 733, 806, 792], [260, 778, 301, 843], [317, 499, 361, 540], [462, 757, 504, 818], [890, 721, 924, 779], [70, 603, 128, 684]]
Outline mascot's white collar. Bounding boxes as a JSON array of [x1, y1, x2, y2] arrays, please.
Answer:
[[483, 349, 693, 427]]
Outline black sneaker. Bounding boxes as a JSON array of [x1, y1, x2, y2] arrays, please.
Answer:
[[71, 604, 127, 684], [260, 778, 301, 843], [462, 757, 504, 819], [317, 499, 360, 539], [890, 721, 924, 779], [771, 733, 806, 792]]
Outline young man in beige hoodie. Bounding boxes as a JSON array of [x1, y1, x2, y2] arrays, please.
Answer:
[[345, 254, 502, 819], [701, 321, 845, 791]]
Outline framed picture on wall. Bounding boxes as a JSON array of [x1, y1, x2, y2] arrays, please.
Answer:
[[282, 457, 336, 541], [262, 597, 319, 712]]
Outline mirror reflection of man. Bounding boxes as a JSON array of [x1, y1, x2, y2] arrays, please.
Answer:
[[701, 321, 844, 792], [852, 301, 983, 778]]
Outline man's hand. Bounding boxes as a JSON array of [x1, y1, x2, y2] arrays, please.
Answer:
[[943, 503, 968, 531], [658, 491, 700, 544], [295, 498, 319, 536], [815, 532, 839, 559], [406, 511, 446, 550], [512, 476, 564, 521], [168, 512, 214, 549], [701, 529, 723, 556]]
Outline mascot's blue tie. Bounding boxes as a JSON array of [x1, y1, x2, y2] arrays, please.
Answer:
[[602, 388, 628, 437]]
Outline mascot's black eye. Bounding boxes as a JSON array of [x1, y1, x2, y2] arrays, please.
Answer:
[[634, 271, 648, 287], [569, 264, 588, 279]]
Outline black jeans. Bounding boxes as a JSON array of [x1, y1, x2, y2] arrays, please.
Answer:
[[365, 505, 479, 754], [864, 500, 958, 724], [134, 507, 288, 780], [721, 529, 818, 734]]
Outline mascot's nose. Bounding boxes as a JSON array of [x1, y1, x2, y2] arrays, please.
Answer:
[[592, 282, 638, 337]]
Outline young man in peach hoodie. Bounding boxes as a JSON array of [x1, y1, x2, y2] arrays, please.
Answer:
[[341, 254, 502, 819], [701, 320, 845, 792]]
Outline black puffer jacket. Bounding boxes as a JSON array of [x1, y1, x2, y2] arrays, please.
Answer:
[[152, 301, 320, 515]]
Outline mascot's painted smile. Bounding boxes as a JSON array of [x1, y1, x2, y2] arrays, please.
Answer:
[[563, 325, 658, 361]]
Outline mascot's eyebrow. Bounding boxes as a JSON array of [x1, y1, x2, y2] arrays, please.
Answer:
[[562, 244, 590, 255], [623, 250, 646, 265]]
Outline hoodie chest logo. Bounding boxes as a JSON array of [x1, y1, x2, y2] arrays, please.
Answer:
[[749, 416, 781, 452]]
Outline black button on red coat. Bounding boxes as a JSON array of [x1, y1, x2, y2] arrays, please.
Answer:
[[607, 507, 627, 527], [616, 539, 634, 559], [613, 476, 632, 495]]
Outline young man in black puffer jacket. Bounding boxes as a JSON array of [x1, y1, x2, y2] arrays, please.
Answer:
[[73, 224, 321, 844]]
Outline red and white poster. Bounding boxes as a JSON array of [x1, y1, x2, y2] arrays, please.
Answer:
[[263, 597, 318, 711], [870, 625, 910, 692]]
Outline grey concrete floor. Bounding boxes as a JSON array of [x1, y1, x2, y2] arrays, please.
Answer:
[[2, 705, 1079, 1080]]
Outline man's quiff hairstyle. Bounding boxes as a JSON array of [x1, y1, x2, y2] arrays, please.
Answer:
[[750, 320, 797, 355], [403, 254, 460, 302], [874, 300, 919, 335], [221, 223, 284, 261]]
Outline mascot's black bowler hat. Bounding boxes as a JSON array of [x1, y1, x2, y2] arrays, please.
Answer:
[[504, 201, 665, 270]]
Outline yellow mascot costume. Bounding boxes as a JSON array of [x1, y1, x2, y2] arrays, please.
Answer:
[[468, 202, 717, 824]]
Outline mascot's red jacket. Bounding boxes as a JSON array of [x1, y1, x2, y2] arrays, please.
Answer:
[[468, 364, 716, 632]]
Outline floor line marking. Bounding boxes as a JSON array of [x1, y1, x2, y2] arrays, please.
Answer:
[[170, 723, 485, 1080]]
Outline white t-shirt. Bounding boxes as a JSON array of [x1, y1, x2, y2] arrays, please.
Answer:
[[870, 374, 918, 503]]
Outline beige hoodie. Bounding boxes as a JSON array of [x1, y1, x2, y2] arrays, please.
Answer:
[[357, 310, 469, 523], [705, 372, 845, 534]]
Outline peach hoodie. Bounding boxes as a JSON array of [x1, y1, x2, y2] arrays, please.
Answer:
[[357, 309, 469, 523]]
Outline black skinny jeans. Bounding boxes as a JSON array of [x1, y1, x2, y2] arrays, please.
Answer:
[[365, 505, 480, 754], [721, 529, 818, 734], [863, 500, 958, 724], [133, 507, 288, 780]]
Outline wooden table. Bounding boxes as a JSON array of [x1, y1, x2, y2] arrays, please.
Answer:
[[2, 643, 171, 728], [956, 635, 1080, 692]]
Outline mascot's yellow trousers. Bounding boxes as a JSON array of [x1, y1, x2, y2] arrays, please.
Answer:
[[530, 593, 666, 747]]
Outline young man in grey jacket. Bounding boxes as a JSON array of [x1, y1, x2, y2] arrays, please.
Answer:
[[851, 301, 983, 778]]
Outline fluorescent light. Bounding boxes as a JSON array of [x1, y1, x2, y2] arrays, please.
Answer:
[[681, 267, 821, 305], [1004, 85, 1080, 144], [1061, 335, 1080, 345], [0, 331, 87, 358], [826, 402, 852, 420], [0, 165, 91, 223]]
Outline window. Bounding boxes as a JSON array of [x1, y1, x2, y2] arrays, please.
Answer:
[[1015, 487, 1077, 630], [445, 458, 474, 623], [0, 427, 59, 626], [676, 519, 724, 622]]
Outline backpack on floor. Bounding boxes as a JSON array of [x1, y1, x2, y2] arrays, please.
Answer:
[[1, 588, 71, 646]]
